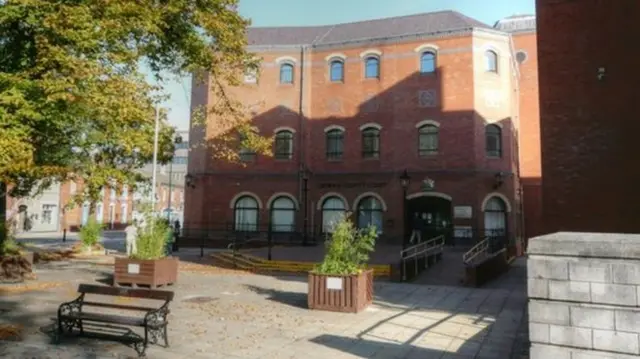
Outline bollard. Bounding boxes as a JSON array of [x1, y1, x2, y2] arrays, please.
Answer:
[[62, 228, 67, 242]]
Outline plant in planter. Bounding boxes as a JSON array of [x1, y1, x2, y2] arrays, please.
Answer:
[[113, 212, 178, 288], [0, 221, 34, 283], [308, 215, 377, 313], [77, 218, 105, 255]]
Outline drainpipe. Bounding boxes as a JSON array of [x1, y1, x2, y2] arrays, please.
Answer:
[[297, 46, 307, 236]]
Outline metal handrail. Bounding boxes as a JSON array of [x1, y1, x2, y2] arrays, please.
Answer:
[[463, 239, 489, 264], [400, 235, 445, 281]]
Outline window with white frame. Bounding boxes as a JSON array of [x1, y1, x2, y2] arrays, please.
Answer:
[[270, 197, 296, 232], [321, 197, 346, 233], [234, 196, 259, 232], [357, 196, 383, 234]]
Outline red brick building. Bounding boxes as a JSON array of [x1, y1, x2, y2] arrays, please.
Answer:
[[537, 0, 640, 234], [186, 11, 540, 247]]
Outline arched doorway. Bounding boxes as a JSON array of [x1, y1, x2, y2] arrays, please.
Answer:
[[406, 193, 453, 245], [483, 196, 508, 251]]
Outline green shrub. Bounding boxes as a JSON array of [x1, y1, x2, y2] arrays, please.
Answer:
[[79, 218, 103, 248], [131, 216, 171, 260], [0, 221, 23, 256], [313, 214, 377, 275]]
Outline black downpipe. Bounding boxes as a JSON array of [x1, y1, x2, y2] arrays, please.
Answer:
[[297, 46, 307, 240]]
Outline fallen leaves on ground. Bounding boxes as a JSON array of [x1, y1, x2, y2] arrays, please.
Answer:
[[179, 262, 255, 276], [0, 281, 64, 296], [0, 324, 23, 341]]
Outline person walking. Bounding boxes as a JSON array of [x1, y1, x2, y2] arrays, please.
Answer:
[[409, 212, 422, 244], [124, 219, 138, 256]]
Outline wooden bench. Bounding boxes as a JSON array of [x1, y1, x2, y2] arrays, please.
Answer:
[[56, 284, 174, 357]]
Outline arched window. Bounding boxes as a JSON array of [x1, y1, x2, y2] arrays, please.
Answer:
[[364, 56, 380, 79], [270, 197, 295, 232], [234, 196, 259, 232], [280, 63, 294, 84], [329, 60, 344, 82], [326, 129, 344, 160], [418, 125, 439, 156], [357, 196, 383, 234], [274, 130, 293, 160], [361, 127, 380, 159], [484, 197, 507, 238], [485, 125, 502, 157], [321, 197, 346, 233], [420, 51, 436, 73], [485, 50, 498, 73]]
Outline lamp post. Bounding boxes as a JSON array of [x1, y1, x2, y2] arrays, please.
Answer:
[[399, 169, 411, 249], [302, 168, 309, 246], [150, 105, 160, 212], [166, 134, 183, 222]]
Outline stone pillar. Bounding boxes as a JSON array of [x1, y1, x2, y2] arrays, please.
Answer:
[[528, 232, 640, 359]]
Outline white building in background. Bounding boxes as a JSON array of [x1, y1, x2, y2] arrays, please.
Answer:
[[10, 182, 62, 233]]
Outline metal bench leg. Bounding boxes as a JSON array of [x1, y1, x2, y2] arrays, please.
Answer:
[[55, 317, 62, 344], [134, 329, 148, 357], [163, 325, 169, 348]]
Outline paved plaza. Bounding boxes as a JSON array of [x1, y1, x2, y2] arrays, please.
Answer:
[[0, 250, 528, 359]]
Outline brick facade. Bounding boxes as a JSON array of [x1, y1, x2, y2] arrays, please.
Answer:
[[186, 12, 540, 246], [537, 0, 640, 233], [60, 182, 134, 231]]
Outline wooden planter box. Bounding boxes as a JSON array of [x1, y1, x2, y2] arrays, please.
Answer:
[[308, 269, 373, 313], [114, 257, 178, 288]]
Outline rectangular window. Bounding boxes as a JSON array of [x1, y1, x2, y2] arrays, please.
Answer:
[[362, 129, 380, 159], [274, 132, 293, 160], [326, 131, 344, 160], [41, 204, 56, 224], [172, 156, 188, 165], [419, 134, 439, 156], [174, 142, 189, 150]]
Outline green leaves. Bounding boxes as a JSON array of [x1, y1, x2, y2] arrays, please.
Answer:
[[0, 0, 264, 203], [314, 215, 378, 276], [131, 210, 172, 260], [79, 218, 103, 249]]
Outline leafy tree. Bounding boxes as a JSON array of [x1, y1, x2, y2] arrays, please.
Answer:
[[0, 0, 272, 244]]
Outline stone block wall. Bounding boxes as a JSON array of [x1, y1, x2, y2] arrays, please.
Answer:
[[528, 232, 640, 359]]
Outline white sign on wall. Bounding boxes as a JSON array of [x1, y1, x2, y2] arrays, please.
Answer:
[[326, 277, 343, 290], [127, 264, 140, 274], [454, 206, 473, 219], [454, 226, 473, 239]]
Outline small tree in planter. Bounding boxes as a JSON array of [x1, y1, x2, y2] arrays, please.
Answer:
[[113, 208, 178, 288], [77, 218, 105, 255], [308, 215, 377, 313]]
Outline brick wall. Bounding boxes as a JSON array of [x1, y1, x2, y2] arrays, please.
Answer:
[[537, 0, 640, 233], [528, 232, 640, 358], [186, 28, 525, 242]]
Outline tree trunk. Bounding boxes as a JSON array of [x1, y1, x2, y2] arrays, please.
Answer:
[[0, 182, 6, 246]]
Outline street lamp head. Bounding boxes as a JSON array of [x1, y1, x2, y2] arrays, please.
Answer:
[[399, 169, 410, 188]]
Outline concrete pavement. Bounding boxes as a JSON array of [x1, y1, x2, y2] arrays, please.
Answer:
[[0, 256, 529, 358]]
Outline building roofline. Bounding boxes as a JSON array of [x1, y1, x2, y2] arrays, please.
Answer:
[[247, 26, 519, 53]]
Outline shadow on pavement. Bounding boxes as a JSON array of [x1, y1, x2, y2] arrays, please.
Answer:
[[244, 284, 308, 309]]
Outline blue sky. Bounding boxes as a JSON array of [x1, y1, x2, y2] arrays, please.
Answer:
[[157, 0, 535, 130]]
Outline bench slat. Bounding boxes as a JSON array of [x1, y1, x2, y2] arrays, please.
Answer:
[[64, 312, 145, 326], [77, 284, 174, 301], [81, 301, 158, 312]]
